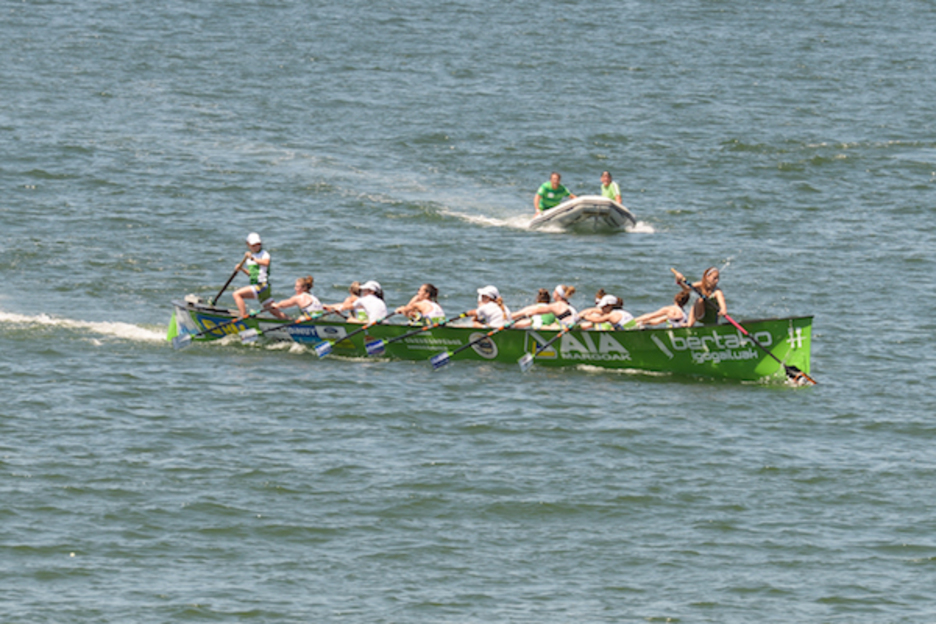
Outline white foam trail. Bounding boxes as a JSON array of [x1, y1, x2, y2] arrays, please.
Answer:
[[627, 221, 656, 234], [0, 310, 166, 343], [440, 209, 534, 230]]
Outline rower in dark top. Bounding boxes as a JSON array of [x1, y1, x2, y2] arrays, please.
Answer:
[[674, 267, 726, 326]]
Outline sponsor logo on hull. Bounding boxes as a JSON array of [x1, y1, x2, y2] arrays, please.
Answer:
[[560, 332, 632, 362], [286, 325, 347, 341], [469, 333, 499, 359], [195, 314, 249, 337], [652, 328, 774, 366]]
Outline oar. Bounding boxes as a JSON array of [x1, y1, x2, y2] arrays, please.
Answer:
[[171, 311, 257, 350], [518, 321, 579, 372], [239, 309, 346, 344], [671, 268, 817, 385], [430, 317, 525, 370], [209, 252, 251, 306], [364, 311, 470, 357], [314, 312, 399, 358]]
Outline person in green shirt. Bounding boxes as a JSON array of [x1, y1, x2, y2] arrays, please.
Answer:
[[534, 172, 576, 213], [600, 171, 622, 204]]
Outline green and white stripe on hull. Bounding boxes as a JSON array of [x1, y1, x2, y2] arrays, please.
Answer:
[[170, 300, 811, 382]]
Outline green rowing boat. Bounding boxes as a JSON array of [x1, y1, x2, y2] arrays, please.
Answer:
[[168, 299, 813, 383]]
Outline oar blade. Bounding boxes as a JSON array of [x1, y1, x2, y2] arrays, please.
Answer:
[[518, 353, 534, 373], [314, 341, 333, 358], [784, 365, 816, 386], [171, 333, 193, 350], [430, 350, 451, 370], [239, 328, 260, 344], [365, 339, 385, 357]]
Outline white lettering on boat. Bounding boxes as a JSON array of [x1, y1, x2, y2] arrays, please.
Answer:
[[560, 333, 632, 361], [690, 349, 758, 364], [655, 329, 773, 366], [287, 325, 347, 340], [667, 329, 773, 352], [402, 337, 462, 346], [787, 326, 804, 349]]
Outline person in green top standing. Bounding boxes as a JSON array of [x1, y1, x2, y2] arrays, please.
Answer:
[[534, 172, 576, 214], [600, 171, 622, 204]]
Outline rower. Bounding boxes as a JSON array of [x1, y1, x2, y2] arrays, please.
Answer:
[[348, 280, 389, 324], [268, 276, 323, 320], [580, 295, 635, 330], [511, 284, 577, 328], [469, 285, 511, 328], [673, 268, 726, 326], [396, 283, 445, 325]]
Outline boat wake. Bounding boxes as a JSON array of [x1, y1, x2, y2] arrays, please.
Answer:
[[440, 208, 656, 234], [0, 310, 166, 344], [438, 208, 534, 231], [628, 221, 656, 234]]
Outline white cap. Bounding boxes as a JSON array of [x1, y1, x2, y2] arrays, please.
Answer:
[[554, 285, 567, 299], [361, 280, 382, 293], [597, 294, 618, 308], [477, 285, 500, 300], [246, 232, 262, 245]]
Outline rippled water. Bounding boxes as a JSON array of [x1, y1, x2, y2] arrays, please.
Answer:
[[3, 0, 936, 621]]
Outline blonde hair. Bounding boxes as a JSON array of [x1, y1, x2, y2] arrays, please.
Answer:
[[348, 281, 361, 296], [297, 276, 314, 292], [554, 284, 576, 301]]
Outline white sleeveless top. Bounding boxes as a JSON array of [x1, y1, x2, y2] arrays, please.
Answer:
[[353, 294, 389, 322], [299, 293, 323, 315]]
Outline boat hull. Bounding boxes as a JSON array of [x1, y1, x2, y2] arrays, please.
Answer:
[[169, 301, 812, 382], [529, 195, 637, 232]]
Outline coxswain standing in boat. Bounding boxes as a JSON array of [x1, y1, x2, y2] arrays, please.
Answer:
[[232, 232, 274, 317], [268, 276, 324, 320], [534, 172, 576, 214], [580, 295, 635, 330], [600, 171, 622, 204], [511, 284, 578, 328], [348, 280, 389, 324], [469, 286, 511, 328], [396, 283, 445, 325], [673, 267, 726, 326]]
